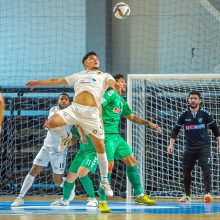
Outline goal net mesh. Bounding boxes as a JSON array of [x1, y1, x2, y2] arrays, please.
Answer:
[[127, 74, 220, 198]]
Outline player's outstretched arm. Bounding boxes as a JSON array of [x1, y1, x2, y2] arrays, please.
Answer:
[[126, 113, 162, 133], [26, 78, 68, 90]]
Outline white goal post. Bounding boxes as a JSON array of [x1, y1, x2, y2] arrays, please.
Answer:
[[127, 73, 220, 199]]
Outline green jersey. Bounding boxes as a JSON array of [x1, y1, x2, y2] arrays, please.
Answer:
[[102, 88, 132, 134], [72, 127, 95, 152]]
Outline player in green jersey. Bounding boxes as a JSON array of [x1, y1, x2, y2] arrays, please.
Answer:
[[51, 126, 98, 207], [97, 74, 162, 213]]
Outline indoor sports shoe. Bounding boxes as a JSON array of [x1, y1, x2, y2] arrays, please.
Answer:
[[100, 179, 113, 197], [97, 201, 112, 213], [11, 197, 24, 207], [59, 132, 73, 151], [204, 193, 212, 203], [50, 198, 69, 206], [69, 184, 76, 201], [86, 197, 98, 207], [135, 194, 157, 206], [179, 194, 191, 203]]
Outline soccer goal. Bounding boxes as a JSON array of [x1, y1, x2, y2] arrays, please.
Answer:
[[127, 74, 220, 198]]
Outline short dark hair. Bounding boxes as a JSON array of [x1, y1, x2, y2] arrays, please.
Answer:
[[188, 90, 202, 99], [82, 51, 97, 64], [58, 93, 70, 100], [113, 74, 125, 81]]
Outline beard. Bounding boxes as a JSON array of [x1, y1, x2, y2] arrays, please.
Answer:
[[189, 103, 198, 109], [59, 104, 68, 109]]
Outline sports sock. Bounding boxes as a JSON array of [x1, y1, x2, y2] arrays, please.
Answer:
[[126, 165, 143, 196], [98, 173, 111, 201], [80, 175, 96, 198], [97, 153, 108, 180], [183, 167, 192, 196], [18, 174, 35, 198], [63, 181, 75, 201], [59, 177, 66, 188]]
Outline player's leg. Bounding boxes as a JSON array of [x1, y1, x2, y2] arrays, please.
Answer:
[[50, 150, 82, 206], [11, 165, 44, 207], [198, 151, 212, 203], [115, 135, 156, 205], [78, 152, 98, 207], [88, 133, 112, 197], [97, 134, 117, 213], [11, 146, 49, 207], [179, 150, 196, 202]]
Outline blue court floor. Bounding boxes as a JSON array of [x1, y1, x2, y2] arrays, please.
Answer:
[[0, 201, 220, 216]]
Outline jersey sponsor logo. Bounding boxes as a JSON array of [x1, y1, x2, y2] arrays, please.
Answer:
[[185, 119, 191, 121], [113, 107, 122, 114], [185, 124, 205, 130]]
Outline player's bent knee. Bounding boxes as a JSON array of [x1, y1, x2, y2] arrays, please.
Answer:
[[78, 167, 90, 178], [122, 155, 137, 166], [48, 114, 66, 128], [29, 165, 43, 177]]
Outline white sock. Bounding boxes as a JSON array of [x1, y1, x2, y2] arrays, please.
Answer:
[[18, 174, 35, 198], [59, 177, 66, 188], [97, 153, 108, 180]]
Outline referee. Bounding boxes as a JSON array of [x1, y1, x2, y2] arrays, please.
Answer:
[[167, 90, 220, 203]]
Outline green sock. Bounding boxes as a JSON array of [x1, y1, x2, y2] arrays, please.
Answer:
[[63, 180, 75, 201], [80, 175, 96, 198], [126, 165, 143, 196], [98, 173, 111, 201]]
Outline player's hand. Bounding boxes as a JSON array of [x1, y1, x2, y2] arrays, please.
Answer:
[[43, 120, 50, 129], [26, 81, 38, 91], [167, 145, 173, 154], [217, 144, 220, 153], [80, 137, 88, 144], [149, 122, 162, 133]]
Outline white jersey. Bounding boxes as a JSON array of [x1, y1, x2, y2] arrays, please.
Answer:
[[43, 106, 72, 148], [65, 70, 115, 106]]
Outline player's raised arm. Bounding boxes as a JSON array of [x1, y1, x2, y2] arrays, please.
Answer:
[[126, 113, 162, 133], [26, 78, 68, 90]]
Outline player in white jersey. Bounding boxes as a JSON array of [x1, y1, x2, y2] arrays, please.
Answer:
[[26, 52, 115, 197], [11, 93, 74, 207]]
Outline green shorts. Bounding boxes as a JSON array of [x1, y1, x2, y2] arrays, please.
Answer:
[[105, 133, 133, 161], [68, 149, 98, 173]]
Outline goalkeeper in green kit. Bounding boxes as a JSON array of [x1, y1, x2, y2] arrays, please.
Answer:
[[97, 74, 162, 213]]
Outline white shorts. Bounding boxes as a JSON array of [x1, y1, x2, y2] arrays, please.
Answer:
[[57, 102, 104, 139], [33, 145, 67, 174]]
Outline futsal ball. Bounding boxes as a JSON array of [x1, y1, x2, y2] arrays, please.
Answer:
[[113, 2, 130, 20]]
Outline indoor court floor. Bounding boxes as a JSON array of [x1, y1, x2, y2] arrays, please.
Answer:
[[0, 197, 220, 220]]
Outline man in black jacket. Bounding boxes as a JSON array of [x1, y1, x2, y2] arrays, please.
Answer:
[[167, 90, 220, 203]]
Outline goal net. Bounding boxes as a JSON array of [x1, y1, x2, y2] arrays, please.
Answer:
[[127, 74, 220, 198]]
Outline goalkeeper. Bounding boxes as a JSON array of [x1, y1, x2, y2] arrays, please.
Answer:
[[11, 93, 75, 207], [98, 74, 162, 213], [167, 90, 220, 203]]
